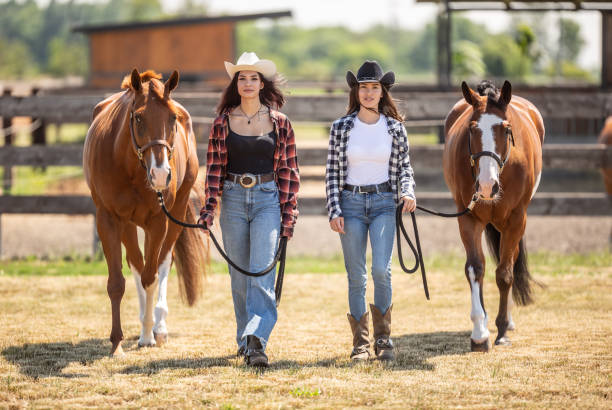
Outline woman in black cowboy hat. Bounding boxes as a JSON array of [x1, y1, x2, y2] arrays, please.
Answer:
[[325, 60, 416, 361]]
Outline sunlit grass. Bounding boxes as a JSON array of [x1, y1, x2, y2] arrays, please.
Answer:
[[1, 251, 609, 278]]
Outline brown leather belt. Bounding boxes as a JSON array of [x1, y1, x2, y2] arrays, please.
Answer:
[[226, 172, 275, 188]]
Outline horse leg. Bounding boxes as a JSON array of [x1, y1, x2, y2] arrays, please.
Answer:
[[153, 244, 173, 347], [121, 223, 147, 334], [152, 188, 194, 345], [138, 215, 167, 347], [458, 215, 489, 352], [96, 208, 126, 356], [494, 212, 526, 346]]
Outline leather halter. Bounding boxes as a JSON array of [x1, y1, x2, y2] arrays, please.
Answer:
[[468, 123, 515, 180], [129, 110, 175, 168]]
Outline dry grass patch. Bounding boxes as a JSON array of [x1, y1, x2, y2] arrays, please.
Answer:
[[0, 261, 611, 408]]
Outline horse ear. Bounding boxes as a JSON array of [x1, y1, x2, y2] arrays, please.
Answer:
[[499, 80, 512, 107], [130, 68, 142, 93], [164, 70, 179, 98], [461, 81, 478, 106]]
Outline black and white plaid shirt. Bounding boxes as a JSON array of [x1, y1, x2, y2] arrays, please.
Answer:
[[325, 112, 416, 221]]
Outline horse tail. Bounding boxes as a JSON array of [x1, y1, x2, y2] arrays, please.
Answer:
[[173, 187, 209, 306], [484, 224, 537, 307]]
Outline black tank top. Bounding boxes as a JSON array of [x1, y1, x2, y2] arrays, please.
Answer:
[[226, 122, 276, 175]]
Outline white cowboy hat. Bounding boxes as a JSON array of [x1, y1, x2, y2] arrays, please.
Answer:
[[224, 52, 277, 80]]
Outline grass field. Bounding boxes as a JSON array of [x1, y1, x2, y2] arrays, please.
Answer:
[[0, 252, 610, 408]]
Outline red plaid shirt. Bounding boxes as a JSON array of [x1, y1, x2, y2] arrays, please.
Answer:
[[199, 109, 300, 238]]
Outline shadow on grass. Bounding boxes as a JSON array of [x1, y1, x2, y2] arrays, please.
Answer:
[[118, 330, 472, 375], [121, 354, 236, 374], [2, 338, 111, 378]]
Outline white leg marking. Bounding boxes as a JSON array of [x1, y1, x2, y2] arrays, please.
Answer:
[[140, 275, 159, 346], [130, 264, 146, 325], [153, 250, 172, 335], [531, 171, 541, 199], [507, 292, 516, 331], [469, 266, 490, 343]]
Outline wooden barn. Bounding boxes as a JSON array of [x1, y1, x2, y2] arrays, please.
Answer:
[[73, 11, 291, 89]]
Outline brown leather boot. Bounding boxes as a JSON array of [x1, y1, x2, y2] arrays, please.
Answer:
[[370, 304, 395, 361], [347, 312, 370, 361]]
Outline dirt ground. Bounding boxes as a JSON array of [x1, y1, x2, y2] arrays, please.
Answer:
[[1, 214, 610, 259]]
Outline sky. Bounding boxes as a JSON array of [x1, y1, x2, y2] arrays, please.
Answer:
[[166, 0, 601, 69]]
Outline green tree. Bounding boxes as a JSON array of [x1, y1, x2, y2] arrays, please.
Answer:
[[47, 37, 88, 77], [452, 40, 485, 81], [558, 18, 584, 63], [482, 34, 524, 79], [0, 36, 38, 78]]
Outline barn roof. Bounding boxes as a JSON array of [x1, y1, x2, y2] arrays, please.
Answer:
[[73, 10, 292, 34], [415, 1, 612, 11]]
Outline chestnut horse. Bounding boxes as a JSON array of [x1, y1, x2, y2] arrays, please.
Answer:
[[443, 80, 544, 351], [83, 69, 207, 356], [598, 117, 612, 194]]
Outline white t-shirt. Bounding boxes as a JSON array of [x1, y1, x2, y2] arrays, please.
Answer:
[[346, 115, 392, 186]]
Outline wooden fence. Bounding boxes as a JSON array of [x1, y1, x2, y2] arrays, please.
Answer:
[[1, 89, 611, 255]]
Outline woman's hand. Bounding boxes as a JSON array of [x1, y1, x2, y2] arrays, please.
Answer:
[[401, 196, 416, 213], [329, 216, 345, 234], [197, 215, 209, 231]]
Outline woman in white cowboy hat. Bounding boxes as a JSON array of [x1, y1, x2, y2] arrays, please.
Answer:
[[198, 52, 300, 368], [325, 60, 416, 361]]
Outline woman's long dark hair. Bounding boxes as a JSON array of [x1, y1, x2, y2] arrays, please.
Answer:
[[346, 84, 403, 122], [216, 72, 285, 115]]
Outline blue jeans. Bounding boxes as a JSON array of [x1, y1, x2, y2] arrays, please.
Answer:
[[339, 190, 396, 321], [220, 179, 280, 351]]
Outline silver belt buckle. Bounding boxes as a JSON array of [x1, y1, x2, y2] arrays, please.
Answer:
[[239, 173, 256, 188], [358, 185, 366, 194]]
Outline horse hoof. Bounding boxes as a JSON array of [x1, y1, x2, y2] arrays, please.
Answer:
[[154, 332, 168, 347], [471, 338, 491, 352], [495, 336, 512, 346], [111, 344, 125, 357]]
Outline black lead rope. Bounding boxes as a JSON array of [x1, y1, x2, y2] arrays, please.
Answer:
[[395, 198, 478, 300], [395, 206, 430, 300], [156, 192, 288, 306]]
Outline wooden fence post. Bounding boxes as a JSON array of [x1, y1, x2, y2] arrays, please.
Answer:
[[2, 88, 13, 195]]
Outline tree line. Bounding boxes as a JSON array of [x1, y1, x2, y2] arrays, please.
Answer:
[[0, 0, 595, 85]]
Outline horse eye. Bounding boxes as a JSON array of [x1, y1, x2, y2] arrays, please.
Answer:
[[135, 115, 142, 123]]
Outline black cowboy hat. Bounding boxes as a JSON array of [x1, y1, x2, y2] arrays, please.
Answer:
[[346, 60, 395, 88]]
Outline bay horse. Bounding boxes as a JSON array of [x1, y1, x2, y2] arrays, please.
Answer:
[[443, 80, 545, 351], [83, 69, 207, 356]]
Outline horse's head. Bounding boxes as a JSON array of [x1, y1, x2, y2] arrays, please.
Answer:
[[461, 80, 514, 200], [123, 68, 180, 191]]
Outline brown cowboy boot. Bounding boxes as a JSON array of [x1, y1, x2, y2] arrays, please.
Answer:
[[347, 312, 370, 361], [370, 304, 395, 361]]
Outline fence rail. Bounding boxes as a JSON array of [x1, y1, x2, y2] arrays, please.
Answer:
[[0, 193, 608, 217], [2, 90, 612, 122], [1, 143, 610, 169]]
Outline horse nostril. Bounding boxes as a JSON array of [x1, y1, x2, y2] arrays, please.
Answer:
[[492, 182, 499, 196], [166, 170, 172, 186]]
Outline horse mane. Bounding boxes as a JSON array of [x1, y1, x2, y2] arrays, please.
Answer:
[[477, 80, 509, 111], [477, 80, 499, 99], [120, 70, 182, 118], [121, 70, 162, 89]]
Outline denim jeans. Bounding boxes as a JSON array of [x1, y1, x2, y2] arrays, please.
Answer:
[[220, 179, 280, 351], [339, 189, 396, 321]]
